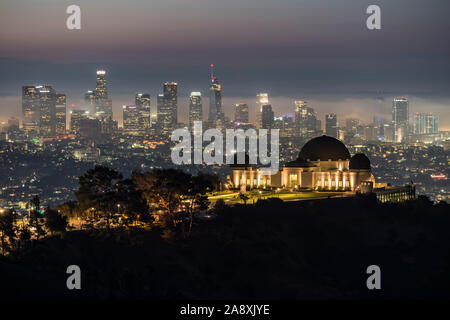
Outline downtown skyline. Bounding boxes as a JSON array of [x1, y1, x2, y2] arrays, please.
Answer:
[[0, 0, 449, 128]]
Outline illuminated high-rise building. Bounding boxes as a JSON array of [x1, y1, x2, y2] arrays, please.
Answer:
[[70, 109, 91, 134], [325, 113, 338, 138], [189, 92, 202, 130], [22, 86, 40, 134], [157, 82, 178, 135], [22, 85, 64, 137], [294, 100, 317, 137], [208, 64, 224, 128], [135, 93, 151, 132], [55, 94, 67, 135], [414, 112, 439, 134], [93, 70, 113, 119], [7, 117, 19, 132], [261, 104, 274, 130], [256, 93, 269, 129], [123, 105, 141, 135], [392, 97, 409, 142], [234, 103, 249, 124], [84, 90, 95, 113], [37, 85, 57, 137]]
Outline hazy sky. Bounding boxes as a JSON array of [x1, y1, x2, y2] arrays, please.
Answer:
[[0, 0, 449, 128]]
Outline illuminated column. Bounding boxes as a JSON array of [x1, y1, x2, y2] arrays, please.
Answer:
[[334, 172, 338, 190]]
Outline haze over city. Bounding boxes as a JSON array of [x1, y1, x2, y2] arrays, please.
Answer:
[[0, 0, 449, 128]]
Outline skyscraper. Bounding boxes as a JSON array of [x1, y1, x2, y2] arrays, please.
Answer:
[[123, 105, 141, 135], [84, 90, 95, 112], [261, 104, 274, 129], [55, 94, 67, 135], [157, 82, 178, 135], [414, 112, 439, 134], [234, 103, 249, 124], [37, 85, 57, 136], [294, 100, 317, 137], [189, 92, 202, 130], [22, 86, 40, 134], [93, 70, 113, 119], [325, 113, 338, 138], [70, 109, 91, 134], [256, 93, 269, 129], [208, 64, 224, 128], [22, 85, 65, 137], [392, 97, 409, 142], [135, 93, 151, 132]]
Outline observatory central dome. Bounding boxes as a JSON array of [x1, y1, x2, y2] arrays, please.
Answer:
[[297, 135, 351, 161]]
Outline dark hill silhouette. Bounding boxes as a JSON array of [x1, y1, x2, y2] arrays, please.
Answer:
[[1, 196, 449, 299]]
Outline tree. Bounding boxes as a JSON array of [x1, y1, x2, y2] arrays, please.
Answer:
[[133, 169, 191, 228], [29, 195, 45, 239], [239, 193, 250, 205], [116, 178, 150, 227], [75, 166, 123, 230], [214, 199, 229, 216], [44, 207, 68, 235], [0, 209, 16, 255]]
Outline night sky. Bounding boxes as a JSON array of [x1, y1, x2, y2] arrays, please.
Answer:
[[0, 0, 449, 128]]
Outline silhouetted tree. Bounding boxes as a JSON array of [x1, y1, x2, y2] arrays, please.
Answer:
[[116, 178, 150, 227], [133, 169, 190, 228], [0, 209, 16, 255], [76, 166, 123, 230], [29, 195, 45, 239], [44, 207, 68, 235]]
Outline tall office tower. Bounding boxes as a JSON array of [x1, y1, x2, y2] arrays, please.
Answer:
[[84, 90, 95, 112], [414, 113, 439, 134], [425, 113, 439, 134], [189, 92, 203, 131], [208, 64, 224, 127], [364, 124, 378, 142], [123, 105, 141, 135], [413, 113, 425, 135], [316, 119, 322, 132], [22, 85, 63, 137], [135, 93, 151, 132], [37, 85, 57, 136], [7, 118, 19, 132], [94, 70, 113, 119], [55, 94, 67, 135], [234, 103, 249, 124], [101, 117, 118, 136], [22, 86, 40, 134], [256, 93, 269, 129], [392, 97, 409, 142], [294, 100, 317, 137], [157, 82, 178, 135], [156, 93, 165, 124], [70, 109, 91, 134], [261, 104, 274, 130], [325, 113, 338, 138]]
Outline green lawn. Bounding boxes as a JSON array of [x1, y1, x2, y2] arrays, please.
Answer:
[[209, 191, 343, 203]]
